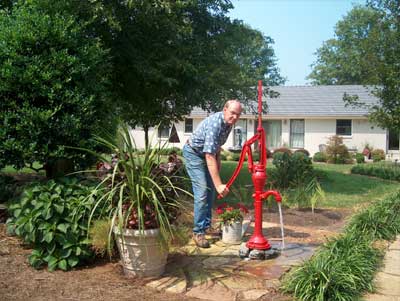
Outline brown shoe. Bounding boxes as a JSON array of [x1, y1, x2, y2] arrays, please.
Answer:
[[193, 233, 210, 248]]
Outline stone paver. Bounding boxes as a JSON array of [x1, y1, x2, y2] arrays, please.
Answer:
[[146, 236, 313, 300], [146, 231, 400, 301], [363, 235, 400, 301]]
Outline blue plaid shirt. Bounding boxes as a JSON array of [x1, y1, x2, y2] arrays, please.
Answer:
[[190, 112, 232, 155]]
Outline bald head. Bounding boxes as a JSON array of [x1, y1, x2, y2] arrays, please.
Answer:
[[223, 99, 242, 125]]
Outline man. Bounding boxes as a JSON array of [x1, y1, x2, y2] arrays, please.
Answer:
[[183, 100, 243, 248]]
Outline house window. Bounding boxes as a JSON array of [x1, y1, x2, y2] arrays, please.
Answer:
[[336, 119, 352, 136], [262, 120, 282, 148], [290, 119, 304, 148], [184, 118, 193, 133], [158, 125, 170, 138]]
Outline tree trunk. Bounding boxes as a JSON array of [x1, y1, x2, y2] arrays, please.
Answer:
[[144, 126, 149, 149]]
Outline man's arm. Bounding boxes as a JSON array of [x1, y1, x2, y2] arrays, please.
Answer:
[[205, 153, 228, 197]]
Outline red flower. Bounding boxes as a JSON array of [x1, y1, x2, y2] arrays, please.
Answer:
[[216, 208, 224, 215], [225, 206, 234, 212]]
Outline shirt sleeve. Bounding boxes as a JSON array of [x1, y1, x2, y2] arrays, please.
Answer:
[[203, 119, 221, 154]]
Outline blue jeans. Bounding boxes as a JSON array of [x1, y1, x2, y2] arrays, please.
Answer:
[[183, 144, 216, 234]]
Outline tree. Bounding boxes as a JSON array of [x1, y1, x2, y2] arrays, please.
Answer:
[[309, 1, 399, 133], [70, 0, 285, 147], [366, 0, 400, 132], [307, 5, 382, 85], [0, 2, 114, 176]]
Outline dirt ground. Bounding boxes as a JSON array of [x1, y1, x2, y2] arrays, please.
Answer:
[[0, 203, 352, 301]]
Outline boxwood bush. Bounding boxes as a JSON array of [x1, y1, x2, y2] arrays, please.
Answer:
[[6, 177, 104, 271]]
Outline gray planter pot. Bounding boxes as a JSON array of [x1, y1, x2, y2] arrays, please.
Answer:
[[113, 227, 168, 277]]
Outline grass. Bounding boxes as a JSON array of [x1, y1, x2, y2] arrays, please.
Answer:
[[314, 163, 399, 208]]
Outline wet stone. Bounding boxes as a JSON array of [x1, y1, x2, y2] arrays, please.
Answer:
[[249, 249, 265, 260], [239, 243, 250, 258]]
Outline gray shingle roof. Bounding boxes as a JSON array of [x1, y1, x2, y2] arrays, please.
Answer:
[[189, 85, 379, 118]]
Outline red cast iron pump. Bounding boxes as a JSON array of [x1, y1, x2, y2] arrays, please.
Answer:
[[220, 80, 282, 250]]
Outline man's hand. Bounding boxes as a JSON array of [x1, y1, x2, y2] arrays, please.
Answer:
[[216, 184, 229, 197]]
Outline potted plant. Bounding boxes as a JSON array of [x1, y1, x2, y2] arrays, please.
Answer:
[[216, 203, 249, 244], [86, 124, 191, 277]]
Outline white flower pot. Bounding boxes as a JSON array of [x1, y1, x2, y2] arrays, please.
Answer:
[[113, 227, 168, 278], [222, 221, 243, 245]]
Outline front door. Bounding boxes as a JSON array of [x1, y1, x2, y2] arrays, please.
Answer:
[[388, 129, 400, 160]]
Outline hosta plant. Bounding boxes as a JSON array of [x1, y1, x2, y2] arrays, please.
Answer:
[[6, 178, 102, 271]]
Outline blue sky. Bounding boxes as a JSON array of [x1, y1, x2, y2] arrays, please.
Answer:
[[229, 0, 366, 85]]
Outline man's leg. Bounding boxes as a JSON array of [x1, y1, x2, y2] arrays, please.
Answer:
[[183, 145, 210, 248]]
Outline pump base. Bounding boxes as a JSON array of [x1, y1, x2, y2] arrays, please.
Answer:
[[239, 243, 280, 260]]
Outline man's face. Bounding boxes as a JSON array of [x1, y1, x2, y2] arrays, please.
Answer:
[[223, 102, 242, 125]]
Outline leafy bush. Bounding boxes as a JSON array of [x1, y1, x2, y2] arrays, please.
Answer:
[[326, 135, 350, 164], [371, 149, 385, 162], [351, 163, 400, 181], [355, 153, 365, 164], [6, 178, 103, 271], [313, 152, 327, 162], [272, 151, 314, 189], [294, 148, 310, 157], [273, 147, 292, 155]]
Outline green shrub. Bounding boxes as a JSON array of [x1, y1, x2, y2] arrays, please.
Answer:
[[313, 152, 327, 162], [294, 148, 310, 157], [371, 149, 385, 162], [272, 151, 314, 189], [351, 163, 400, 181], [355, 153, 365, 164], [6, 178, 104, 271], [326, 135, 350, 164], [273, 147, 292, 155]]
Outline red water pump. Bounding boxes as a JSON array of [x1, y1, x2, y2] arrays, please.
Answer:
[[220, 80, 282, 250]]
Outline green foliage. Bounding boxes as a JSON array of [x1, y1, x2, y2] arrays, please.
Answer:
[[346, 191, 400, 241], [282, 190, 400, 300], [6, 178, 103, 271], [282, 234, 381, 301], [89, 219, 114, 257], [351, 162, 400, 181], [272, 151, 314, 189], [85, 123, 192, 246], [326, 135, 350, 164], [294, 148, 310, 157], [0, 1, 115, 173], [313, 152, 328, 162], [371, 149, 385, 162], [308, 5, 382, 85], [288, 177, 326, 210], [0, 174, 17, 203], [355, 152, 365, 163], [309, 1, 400, 132]]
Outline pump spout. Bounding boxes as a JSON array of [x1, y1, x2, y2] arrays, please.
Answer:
[[260, 190, 282, 203]]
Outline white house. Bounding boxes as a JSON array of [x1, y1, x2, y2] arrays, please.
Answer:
[[131, 85, 400, 160]]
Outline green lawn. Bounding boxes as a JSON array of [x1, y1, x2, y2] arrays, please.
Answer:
[[220, 161, 400, 209]]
